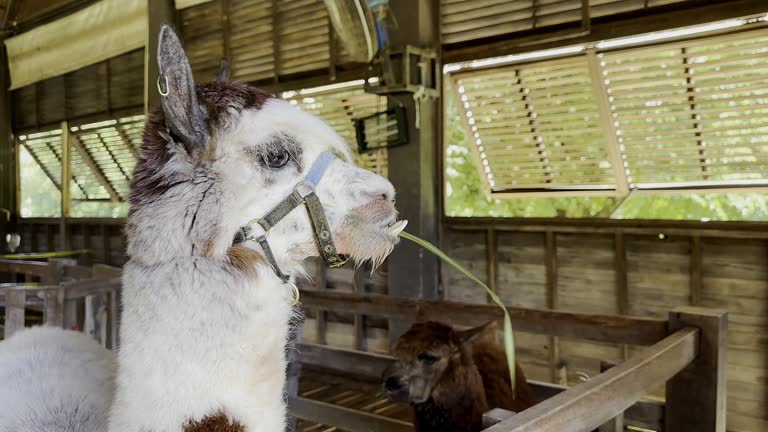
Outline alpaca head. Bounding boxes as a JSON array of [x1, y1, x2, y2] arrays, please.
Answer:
[[383, 321, 495, 404], [128, 26, 403, 273]]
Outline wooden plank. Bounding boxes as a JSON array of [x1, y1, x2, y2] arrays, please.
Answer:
[[486, 228, 498, 299], [59, 121, 70, 250], [145, 0, 177, 113], [108, 288, 120, 349], [485, 327, 698, 432], [317, 263, 328, 345], [288, 396, 413, 432], [100, 224, 110, 266], [689, 236, 702, 306], [0, 259, 49, 278], [285, 322, 303, 432], [444, 217, 768, 240], [615, 232, 629, 360], [300, 290, 669, 346], [0, 44, 13, 222], [545, 231, 559, 382], [298, 342, 394, 380], [483, 408, 517, 429], [353, 264, 367, 351], [666, 307, 728, 432], [4, 289, 26, 338], [43, 286, 64, 327], [598, 360, 625, 432], [70, 133, 120, 202]]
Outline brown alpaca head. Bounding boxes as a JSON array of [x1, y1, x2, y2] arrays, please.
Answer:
[[383, 321, 495, 404]]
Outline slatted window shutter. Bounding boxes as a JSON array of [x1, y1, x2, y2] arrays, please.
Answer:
[[449, 27, 768, 196], [20, 114, 145, 203], [452, 56, 617, 194], [229, 0, 275, 82], [283, 86, 389, 176], [602, 30, 768, 189], [276, 0, 330, 76], [441, 0, 711, 45]]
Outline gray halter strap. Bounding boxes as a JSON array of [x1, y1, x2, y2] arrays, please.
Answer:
[[241, 152, 348, 283]]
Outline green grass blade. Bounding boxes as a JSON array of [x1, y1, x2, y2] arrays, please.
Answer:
[[398, 230, 516, 393]]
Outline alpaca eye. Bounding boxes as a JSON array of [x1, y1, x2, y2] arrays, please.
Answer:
[[418, 353, 439, 366], [263, 149, 290, 169]]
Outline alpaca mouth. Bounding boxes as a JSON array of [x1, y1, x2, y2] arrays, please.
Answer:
[[385, 219, 408, 237]]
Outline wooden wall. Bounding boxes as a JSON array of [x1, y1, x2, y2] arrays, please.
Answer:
[[442, 220, 767, 432], [14, 219, 126, 266]]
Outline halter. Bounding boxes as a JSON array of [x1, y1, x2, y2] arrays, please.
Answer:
[[239, 152, 348, 287]]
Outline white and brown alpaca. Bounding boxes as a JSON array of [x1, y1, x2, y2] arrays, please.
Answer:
[[0, 26, 405, 432]]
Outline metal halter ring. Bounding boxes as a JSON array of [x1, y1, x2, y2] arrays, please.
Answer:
[[157, 75, 170, 97], [285, 280, 301, 306]]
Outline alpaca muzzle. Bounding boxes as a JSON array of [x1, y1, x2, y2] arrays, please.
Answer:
[[239, 152, 348, 285]]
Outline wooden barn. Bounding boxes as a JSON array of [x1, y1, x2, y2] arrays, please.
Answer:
[[0, 0, 766, 431]]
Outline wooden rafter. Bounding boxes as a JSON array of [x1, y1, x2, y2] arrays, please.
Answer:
[[115, 124, 139, 160], [70, 132, 121, 202], [587, 49, 629, 195]]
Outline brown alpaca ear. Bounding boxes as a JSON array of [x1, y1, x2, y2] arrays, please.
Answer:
[[157, 25, 209, 150], [457, 321, 497, 346]]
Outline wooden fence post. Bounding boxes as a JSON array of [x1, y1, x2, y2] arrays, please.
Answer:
[[598, 359, 625, 432], [5, 289, 25, 338], [285, 316, 304, 432], [43, 287, 65, 327], [666, 307, 727, 432]]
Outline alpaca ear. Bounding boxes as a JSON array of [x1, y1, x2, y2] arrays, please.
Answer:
[[457, 321, 497, 346], [157, 25, 209, 150], [216, 59, 230, 82]]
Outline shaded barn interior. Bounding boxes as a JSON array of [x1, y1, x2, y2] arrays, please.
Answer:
[[1, 0, 767, 431]]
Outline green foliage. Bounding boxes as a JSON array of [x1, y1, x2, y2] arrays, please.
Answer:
[[19, 146, 60, 218], [19, 146, 128, 219]]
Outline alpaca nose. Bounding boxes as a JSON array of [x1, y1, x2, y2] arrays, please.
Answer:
[[384, 376, 403, 392]]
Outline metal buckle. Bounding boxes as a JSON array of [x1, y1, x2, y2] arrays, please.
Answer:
[[294, 181, 315, 199]]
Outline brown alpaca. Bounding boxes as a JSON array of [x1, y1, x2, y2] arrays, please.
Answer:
[[383, 321, 535, 432]]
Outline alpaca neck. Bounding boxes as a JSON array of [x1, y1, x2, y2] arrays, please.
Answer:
[[413, 363, 488, 432], [108, 244, 295, 432], [126, 177, 243, 265]]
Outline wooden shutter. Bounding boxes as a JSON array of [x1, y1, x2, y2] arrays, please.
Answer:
[[20, 114, 145, 203], [451, 55, 617, 195], [602, 29, 768, 189], [229, 0, 275, 82], [441, 0, 709, 45], [283, 84, 389, 176], [73, 115, 145, 200], [181, 0, 331, 82], [276, 0, 330, 75], [181, 1, 225, 81]]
